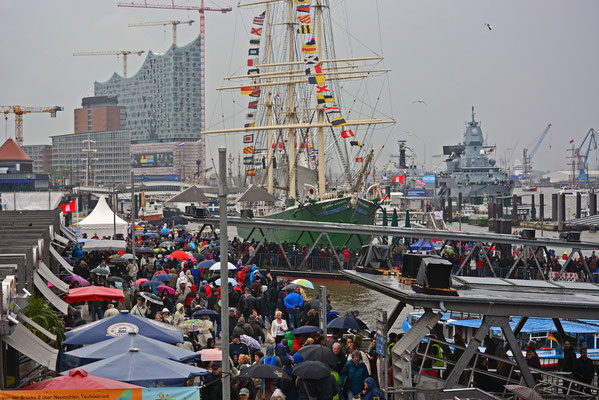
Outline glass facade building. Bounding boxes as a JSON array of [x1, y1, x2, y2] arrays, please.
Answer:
[[94, 36, 203, 145]]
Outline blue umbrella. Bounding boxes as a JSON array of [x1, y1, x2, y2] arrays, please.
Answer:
[[192, 309, 219, 317], [141, 280, 162, 287], [153, 273, 172, 282], [215, 277, 237, 286], [64, 311, 183, 345], [198, 260, 215, 269], [174, 238, 185, 243], [144, 232, 159, 238], [159, 228, 171, 235], [291, 325, 322, 336], [61, 348, 209, 387], [63, 332, 201, 368]]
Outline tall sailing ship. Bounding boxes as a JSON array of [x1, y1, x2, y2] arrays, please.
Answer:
[[204, 0, 394, 250]]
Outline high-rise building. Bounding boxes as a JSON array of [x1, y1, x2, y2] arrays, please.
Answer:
[[74, 96, 126, 133], [94, 36, 203, 146], [51, 130, 131, 185], [23, 144, 52, 173]]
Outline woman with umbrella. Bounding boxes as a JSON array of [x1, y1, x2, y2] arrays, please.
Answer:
[[158, 287, 175, 313]]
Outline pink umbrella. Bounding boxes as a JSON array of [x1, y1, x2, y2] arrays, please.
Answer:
[[198, 348, 222, 361], [157, 285, 175, 295], [135, 278, 149, 286]]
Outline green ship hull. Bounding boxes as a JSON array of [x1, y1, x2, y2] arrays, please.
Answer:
[[237, 196, 377, 251]]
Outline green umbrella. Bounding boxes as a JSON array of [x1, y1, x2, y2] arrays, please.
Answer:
[[382, 209, 388, 244]]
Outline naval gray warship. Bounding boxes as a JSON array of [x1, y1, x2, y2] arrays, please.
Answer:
[[437, 107, 513, 203]]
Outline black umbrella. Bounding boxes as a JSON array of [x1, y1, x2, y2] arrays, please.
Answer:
[[297, 345, 338, 368], [327, 316, 368, 331], [107, 276, 126, 283], [239, 364, 289, 380], [111, 258, 128, 264], [292, 361, 331, 379], [192, 309, 219, 317], [291, 326, 321, 336], [182, 246, 194, 251], [285, 283, 299, 292], [140, 292, 163, 305], [138, 247, 155, 254]]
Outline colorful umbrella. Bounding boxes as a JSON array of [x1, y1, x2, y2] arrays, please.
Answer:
[[291, 278, 314, 289], [22, 368, 142, 390], [169, 251, 190, 260], [65, 287, 125, 303], [179, 319, 212, 332], [63, 275, 90, 287], [156, 285, 175, 295]]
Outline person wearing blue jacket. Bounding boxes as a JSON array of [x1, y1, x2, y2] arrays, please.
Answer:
[[283, 287, 303, 329], [361, 377, 383, 400], [340, 351, 368, 400]]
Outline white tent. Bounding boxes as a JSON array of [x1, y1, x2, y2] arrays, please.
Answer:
[[77, 195, 128, 238]]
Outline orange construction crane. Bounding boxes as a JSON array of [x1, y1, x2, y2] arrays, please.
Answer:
[[1, 105, 63, 146], [73, 50, 145, 78], [129, 20, 194, 46]]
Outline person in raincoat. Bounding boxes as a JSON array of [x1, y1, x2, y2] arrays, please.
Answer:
[[361, 377, 382, 400], [340, 351, 368, 400], [173, 303, 186, 326]]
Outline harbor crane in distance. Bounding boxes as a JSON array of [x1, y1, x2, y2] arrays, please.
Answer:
[[1, 105, 64, 147], [118, 0, 232, 179], [522, 123, 551, 185], [73, 50, 145, 78], [128, 20, 194, 46], [575, 128, 598, 181]]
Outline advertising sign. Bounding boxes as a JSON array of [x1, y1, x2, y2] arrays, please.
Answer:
[[131, 152, 174, 168]]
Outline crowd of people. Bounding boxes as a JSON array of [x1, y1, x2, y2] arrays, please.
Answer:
[[65, 226, 390, 400]]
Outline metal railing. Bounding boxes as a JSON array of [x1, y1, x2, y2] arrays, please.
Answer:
[[410, 337, 598, 399], [244, 252, 359, 271]]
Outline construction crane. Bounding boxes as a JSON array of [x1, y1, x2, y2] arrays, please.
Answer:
[[73, 50, 145, 78], [0, 106, 63, 147], [118, 0, 232, 177], [575, 128, 598, 181], [129, 20, 194, 46], [522, 123, 551, 184]]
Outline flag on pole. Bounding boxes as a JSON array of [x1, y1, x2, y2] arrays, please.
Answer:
[[241, 87, 258, 95], [253, 13, 265, 25], [302, 38, 316, 54], [248, 101, 258, 109], [178, 141, 185, 147], [392, 175, 405, 184], [243, 134, 254, 143], [547, 333, 560, 346], [243, 146, 254, 154], [569, 139, 574, 144], [298, 15, 312, 24], [350, 140, 363, 147], [296, 5, 310, 12], [60, 199, 77, 213], [330, 116, 347, 127], [245, 169, 256, 176], [297, 25, 313, 34], [341, 130, 354, 138], [247, 58, 259, 67], [249, 38, 261, 46], [355, 157, 364, 163], [251, 27, 262, 36]]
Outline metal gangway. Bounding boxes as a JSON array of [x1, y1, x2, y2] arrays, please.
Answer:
[[395, 336, 597, 399]]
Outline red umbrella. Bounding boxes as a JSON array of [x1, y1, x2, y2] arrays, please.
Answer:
[[22, 368, 142, 390], [157, 285, 175, 295], [65, 287, 125, 303], [135, 278, 149, 286], [169, 251, 189, 260]]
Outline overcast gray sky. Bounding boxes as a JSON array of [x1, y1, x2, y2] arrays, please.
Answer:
[[1, 0, 597, 173]]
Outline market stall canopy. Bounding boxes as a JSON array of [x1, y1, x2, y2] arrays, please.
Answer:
[[63, 311, 183, 345], [3, 323, 58, 370], [166, 186, 209, 203], [78, 195, 128, 238], [61, 349, 209, 387], [64, 332, 201, 368], [22, 368, 142, 390], [236, 184, 279, 202], [83, 240, 127, 252]]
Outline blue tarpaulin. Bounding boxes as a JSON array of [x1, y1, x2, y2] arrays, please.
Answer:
[[64, 311, 183, 345], [64, 332, 200, 368], [409, 238, 441, 252], [61, 349, 209, 387], [447, 317, 599, 334]]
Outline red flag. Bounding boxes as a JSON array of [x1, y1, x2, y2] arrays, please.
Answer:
[[251, 27, 262, 36], [392, 175, 405, 184], [569, 139, 574, 144], [60, 199, 77, 213], [340, 130, 354, 138], [355, 157, 364, 163], [316, 85, 329, 93]]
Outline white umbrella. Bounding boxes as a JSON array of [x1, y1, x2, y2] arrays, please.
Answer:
[[209, 262, 237, 271]]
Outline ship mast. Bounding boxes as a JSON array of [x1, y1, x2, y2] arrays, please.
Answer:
[[265, 1, 275, 194], [315, 0, 326, 200], [287, 0, 297, 201]]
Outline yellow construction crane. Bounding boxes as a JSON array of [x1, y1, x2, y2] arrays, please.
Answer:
[[129, 20, 194, 46], [72, 50, 145, 78], [1, 105, 63, 146]]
